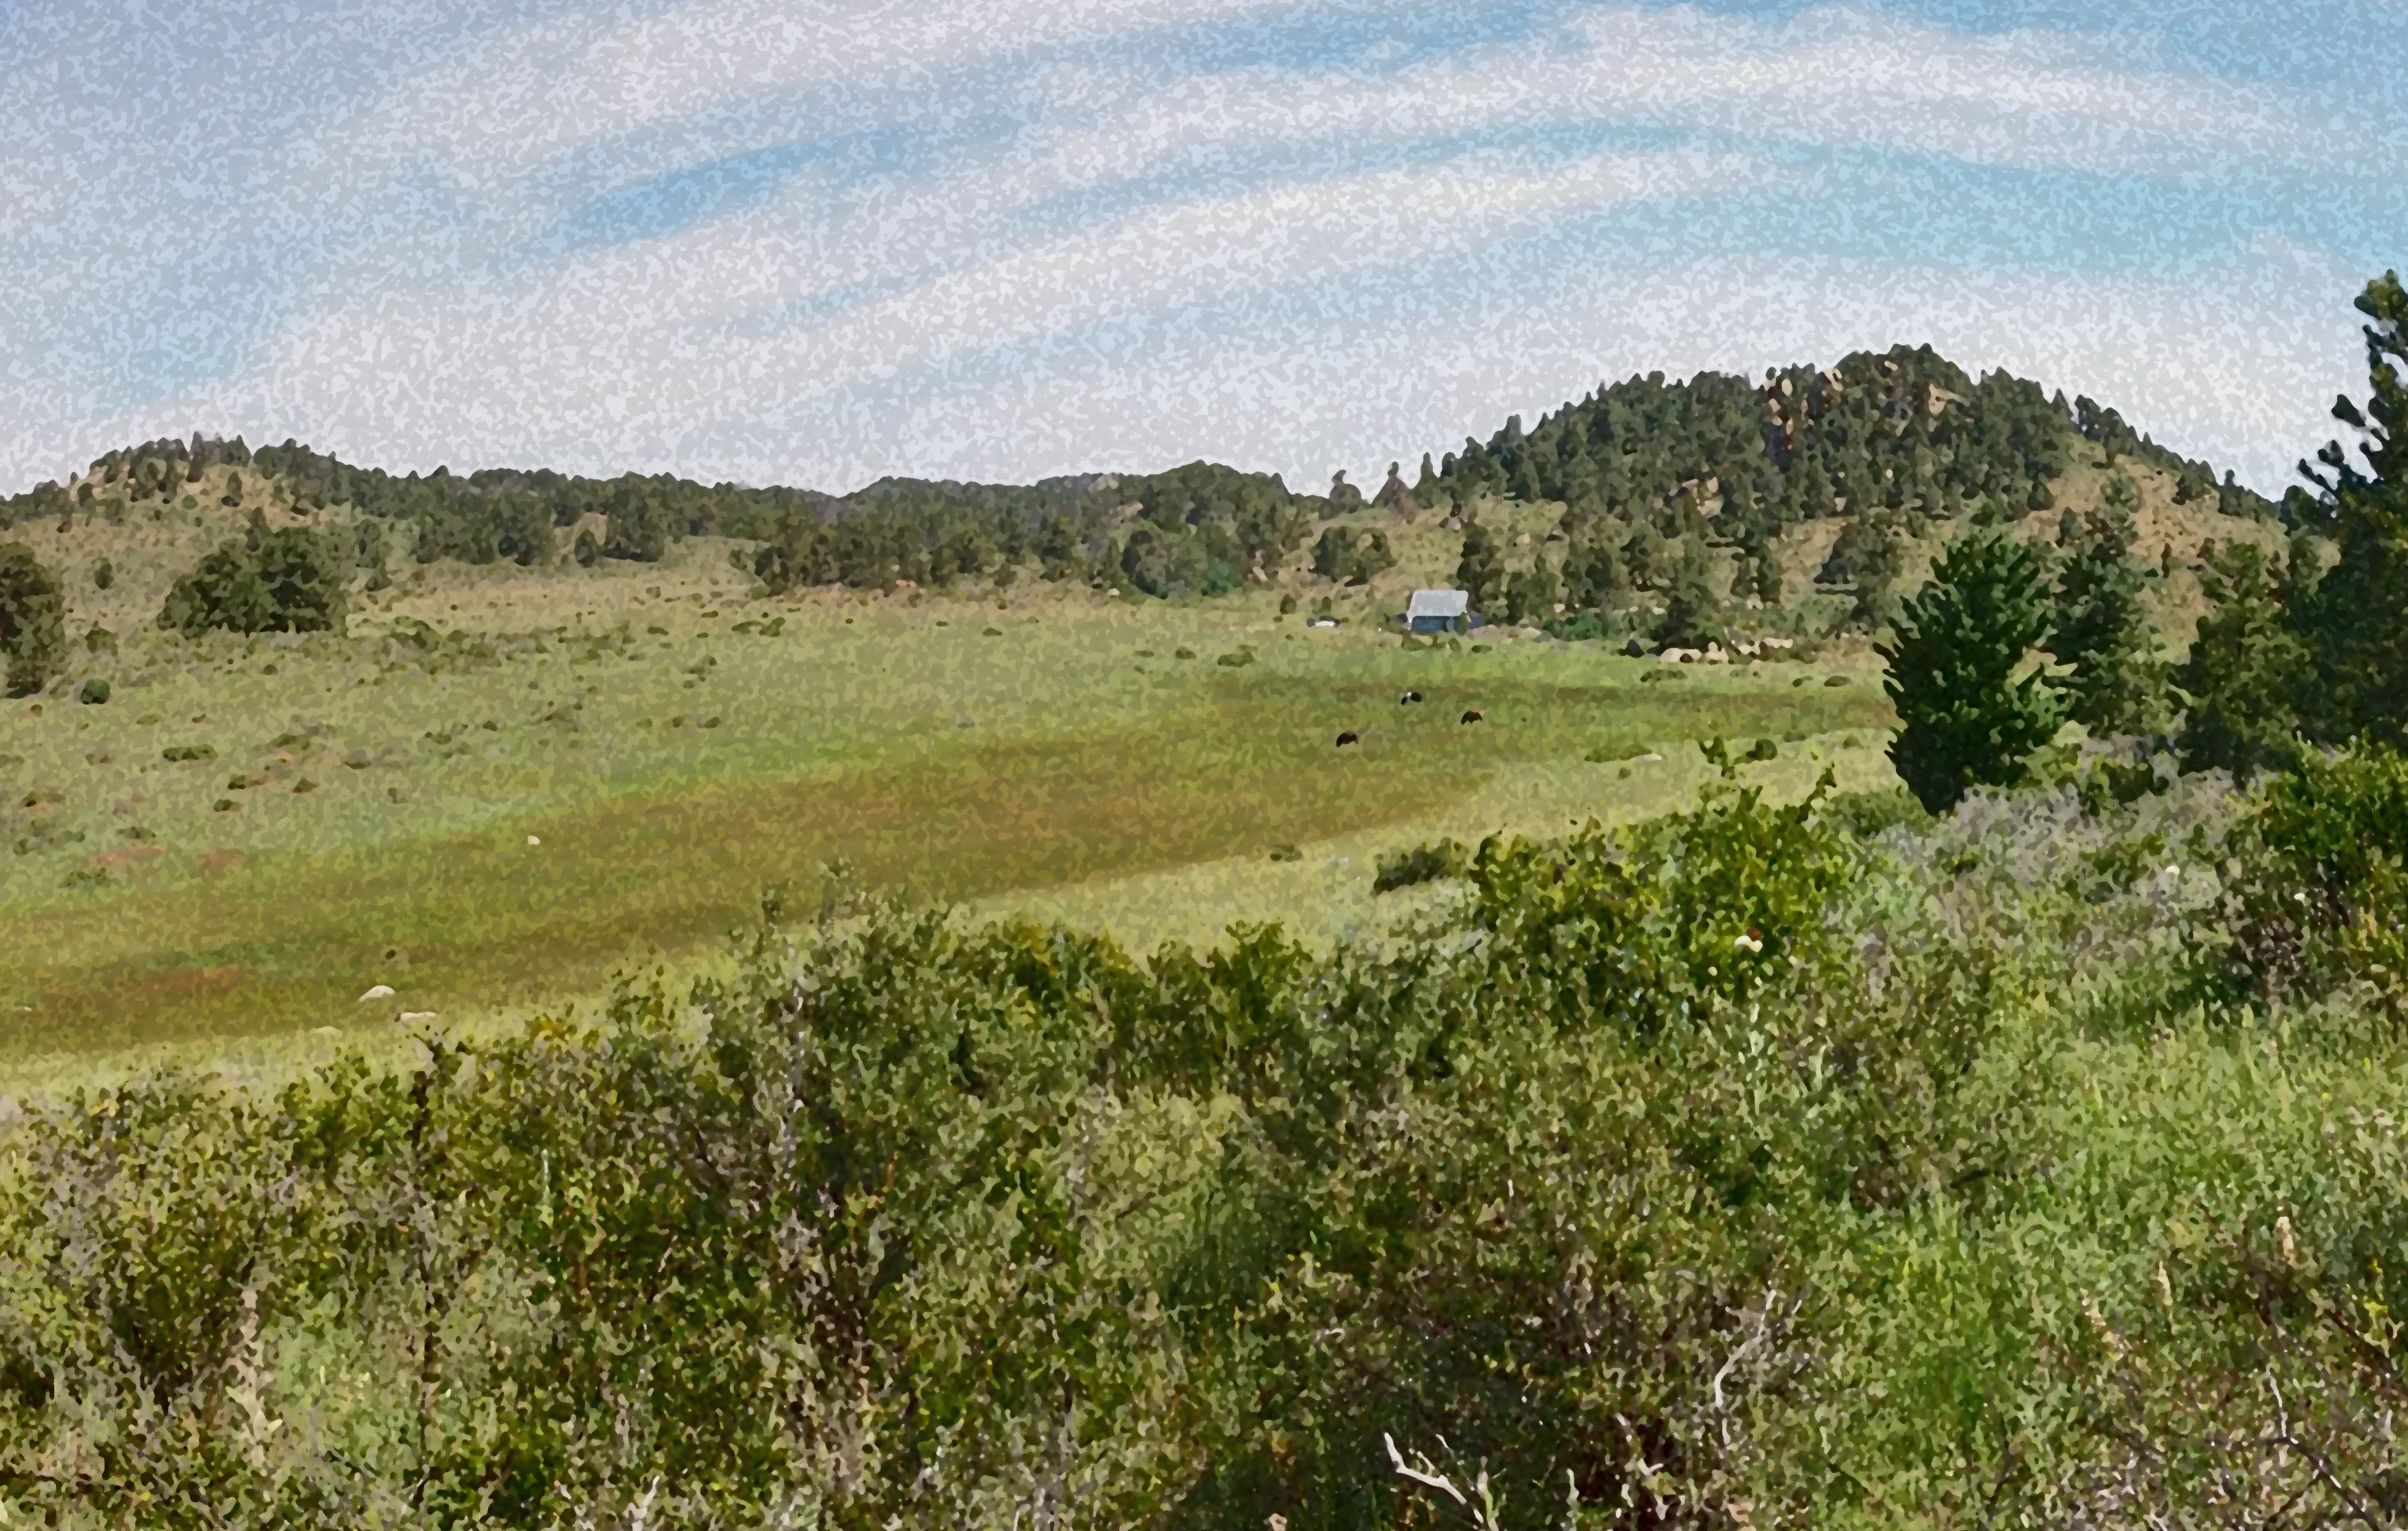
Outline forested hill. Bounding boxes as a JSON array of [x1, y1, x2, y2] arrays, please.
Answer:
[[1416, 343, 2280, 539], [0, 344, 2285, 601]]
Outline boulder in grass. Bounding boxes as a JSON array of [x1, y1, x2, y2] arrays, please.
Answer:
[[358, 984, 395, 1002]]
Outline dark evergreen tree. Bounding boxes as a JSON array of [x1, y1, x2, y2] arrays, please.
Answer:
[[2052, 474, 2168, 736], [1881, 515, 2068, 813], [2291, 269, 2408, 748], [1656, 538, 1724, 649], [1454, 517, 1506, 612], [2173, 540, 2309, 780], [0, 544, 66, 697]]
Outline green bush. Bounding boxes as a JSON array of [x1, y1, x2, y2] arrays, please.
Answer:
[[11, 778, 2408, 1526], [77, 677, 109, 705], [2203, 744, 2408, 1015], [1372, 836, 1474, 892], [159, 528, 349, 636]]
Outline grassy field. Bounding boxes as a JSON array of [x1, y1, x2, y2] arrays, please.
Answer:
[[0, 489, 1902, 1095]]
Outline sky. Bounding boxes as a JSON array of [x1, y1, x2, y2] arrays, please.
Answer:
[[3, 0, 2402, 501]]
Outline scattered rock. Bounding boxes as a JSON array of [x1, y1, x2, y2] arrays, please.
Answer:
[[358, 984, 395, 1002]]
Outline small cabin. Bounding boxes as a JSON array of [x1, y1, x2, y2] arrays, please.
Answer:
[[1402, 588, 1479, 635]]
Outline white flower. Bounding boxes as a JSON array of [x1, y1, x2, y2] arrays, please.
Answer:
[[1734, 932, 1765, 954]]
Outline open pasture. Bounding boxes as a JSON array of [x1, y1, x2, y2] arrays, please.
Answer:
[[0, 534, 1897, 1085]]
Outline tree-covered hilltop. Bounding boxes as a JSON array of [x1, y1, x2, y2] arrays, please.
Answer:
[[1427, 343, 2278, 535]]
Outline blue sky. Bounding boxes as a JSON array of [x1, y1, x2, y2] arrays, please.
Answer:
[[3, 0, 2400, 499]]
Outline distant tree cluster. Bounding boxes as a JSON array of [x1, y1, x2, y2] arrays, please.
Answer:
[[747, 462, 1315, 600], [1417, 344, 2278, 642]]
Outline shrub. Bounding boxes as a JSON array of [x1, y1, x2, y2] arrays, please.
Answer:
[[159, 528, 348, 636], [77, 678, 109, 706], [2205, 744, 2408, 1014], [1372, 836, 1473, 892]]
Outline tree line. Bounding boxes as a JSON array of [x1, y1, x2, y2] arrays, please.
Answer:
[[3, 341, 2286, 630]]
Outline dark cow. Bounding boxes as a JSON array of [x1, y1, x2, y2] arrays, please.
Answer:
[[1335, 730, 1360, 747], [1460, 709, 1485, 725], [1399, 690, 1423, 705]]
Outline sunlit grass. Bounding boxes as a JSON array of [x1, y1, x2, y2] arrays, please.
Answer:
[[0, 529, 1898, 1089]]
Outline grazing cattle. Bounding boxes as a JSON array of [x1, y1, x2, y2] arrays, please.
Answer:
[[1399, 690, 1423, 705], [1460, 709, 1485, 725], [1335, 731, 1360, 747]]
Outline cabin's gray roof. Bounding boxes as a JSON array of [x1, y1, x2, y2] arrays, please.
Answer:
[[1406, 588, 1469, 619]]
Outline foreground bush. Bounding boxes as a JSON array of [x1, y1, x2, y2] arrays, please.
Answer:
[[7, 771, 2408, 1527]]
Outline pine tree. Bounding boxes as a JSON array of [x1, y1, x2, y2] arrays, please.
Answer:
[[1657, 537, 1724, 649], [0, 544, 66, 697], [2173, 540, 2308, 780], [1751, 540, 1784, 605], [2052, 475, 2168, 736], [1881, 515, 2068, 813], [1454, 516, 1506, 612], [2291, 269, 2408, 748]]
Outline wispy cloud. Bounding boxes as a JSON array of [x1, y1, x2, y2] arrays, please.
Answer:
[[4, 0, 2397, 498]]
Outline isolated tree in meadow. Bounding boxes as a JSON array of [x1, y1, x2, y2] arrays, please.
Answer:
[[2291, 269, 2408, 748], [2173, 540, 2309, 780], [0, 544, 66, 697], [1881, 514, 2068, 813], [2052, 473, 2168, 736]]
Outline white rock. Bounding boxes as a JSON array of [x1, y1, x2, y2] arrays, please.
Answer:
[[399, 1010, 440, 1023], [527, 834, 541, 845], [358, 984, 396, 1002]]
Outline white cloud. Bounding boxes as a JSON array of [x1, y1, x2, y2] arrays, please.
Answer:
[[2, 0, 2388, 500]]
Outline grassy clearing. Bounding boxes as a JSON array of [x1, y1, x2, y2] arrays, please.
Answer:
[[0, 498, 1895, 1091]]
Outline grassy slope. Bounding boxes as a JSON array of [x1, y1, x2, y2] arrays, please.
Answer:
[[3, 445, 2271, 1095], [0, 482, 1896, 1093]]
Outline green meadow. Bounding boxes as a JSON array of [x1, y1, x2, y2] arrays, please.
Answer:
[[0, 533, 1895, 1090]]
